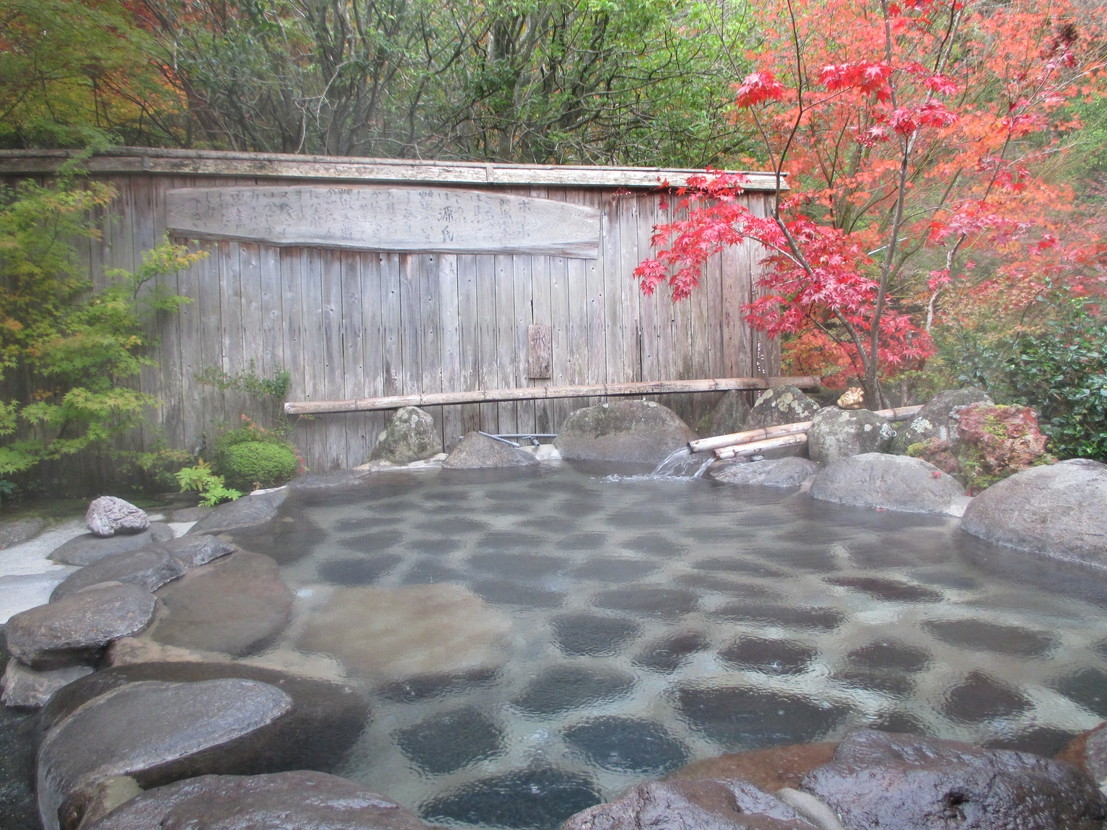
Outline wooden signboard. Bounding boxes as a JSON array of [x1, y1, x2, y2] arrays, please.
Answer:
[[166, 185, 601, 258]]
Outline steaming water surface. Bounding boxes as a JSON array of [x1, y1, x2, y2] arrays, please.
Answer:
[[258, 463, 1107, 830]]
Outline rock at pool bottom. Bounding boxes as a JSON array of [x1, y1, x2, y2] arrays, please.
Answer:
[[296, 584, 513, 684]]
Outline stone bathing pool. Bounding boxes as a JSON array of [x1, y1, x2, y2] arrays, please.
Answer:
[[206, 461, 1107, 830]]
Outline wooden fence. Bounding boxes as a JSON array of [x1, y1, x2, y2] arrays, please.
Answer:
[[0, 148, 788, 480]]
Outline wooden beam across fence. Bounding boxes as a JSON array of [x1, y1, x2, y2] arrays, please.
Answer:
[[285, 376, 819, 416]]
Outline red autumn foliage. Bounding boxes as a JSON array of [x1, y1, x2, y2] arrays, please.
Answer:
[[635, 0, 1107, 405]]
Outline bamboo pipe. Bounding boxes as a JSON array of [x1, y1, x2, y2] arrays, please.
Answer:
[[715, 433, 808, 460], [285, 376, 820, 415], [693, 404, 924, 457]]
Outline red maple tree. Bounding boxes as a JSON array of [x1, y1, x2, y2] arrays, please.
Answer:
[[635, 0, 1107, 405]]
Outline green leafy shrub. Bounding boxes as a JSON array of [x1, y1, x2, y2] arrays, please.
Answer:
[[222, 441, 298, 490], [0, 162, 204, 490], [175, 461, 241, 506], [933, 288, 1107, 462]]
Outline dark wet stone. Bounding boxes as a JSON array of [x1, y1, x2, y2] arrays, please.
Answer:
[[421, 766, 600, 830], [608, 508, 675, 529], [222, 510, 324, 566], [559, 532, 609, 551], [414, 517, 491, 535], [0, 629, 42, 826], [764, 546, 840, 572], [632, 632, 710, 673], [686, 526, 741, 544], [1052, 667, 1107, 718], [711, 601, 845, 631], [556, 498, 605, 517], [675, 684, 852, 750], [468, 552, 564, 579], [146, 551, 293, 657], [442, 432, 539, 469], [922, 618, 1057, 657], [376, 668, 500, 703], [592, 586, 698, 619], [477, 531, 547, 553], [471, 579, 565, 608], [338, 530, 404, 552], [867, 711, 929, 734], [846, 640, 932, 673], [562, 716, 689, 773], [825, 575, 944, 603], [163, 534, 237, 568], [0, 661, 94, 709], [985, 726, 1081, 759], [48, 525, 174, 567], [943, 670, 1032, 723], [622, 534, 686, 556], [718, 636, 817, 675], [50, 548, 184, 602], [803, 729, 1107, 830], [833, 668, 916, 697], [406, 537, 463, 555], [83, 771, 438, 830], [572, 557, 659, 582], [684, 574, 780, 599], [187, 488, 289, 536], [519, 515, 569, 532], [38, 678, 293, 830], [395, 706, 505, 774], [561, 778, 819, 830], [552, 614, 640, 657], [692, 556, 789, 578], [333, 516, 380, 532], [6, 582, 156, 670], [910, 570, 981, 590], [399, 560, 463, 584], [512, 665, 635, 717], [318, 554, 403, 585]]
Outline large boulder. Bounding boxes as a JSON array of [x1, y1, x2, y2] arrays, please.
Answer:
[[369, 406, 441, 464], [698, 390, 751, 438], [37, 678, 293, 830], [296, 583, 512, 684], [442, 432, 539, 469], [809, 453, 965, 514], [48, 524, 174, 567], [0, 660, 93, 709], [82, 771, 438, 830], [40, 661, 369, 773], [186, 488, 289, 536], [562, 778, 821, 830], [554, 400, 696, 464], [138, 551, 294, 657], [807, 407, 896, 466], [85, 497, 149, 538], [801, 729, 1106, 830], [744, 385, 820, 430], [712, 457, 819, 488], [4, 582, 157, 670], [892, 387, 993, 453], [50, 547, 185, 602], [961, 459, 1107, 568]]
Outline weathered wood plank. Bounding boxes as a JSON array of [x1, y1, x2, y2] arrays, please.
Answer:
[[1, 148, 785, 191], [285, 376, 819, 414], [167, 186, 601, 258]]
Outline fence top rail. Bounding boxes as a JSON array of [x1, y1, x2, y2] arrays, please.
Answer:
[[0, 148, 787, 192], [285, 376, 819, 416]]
